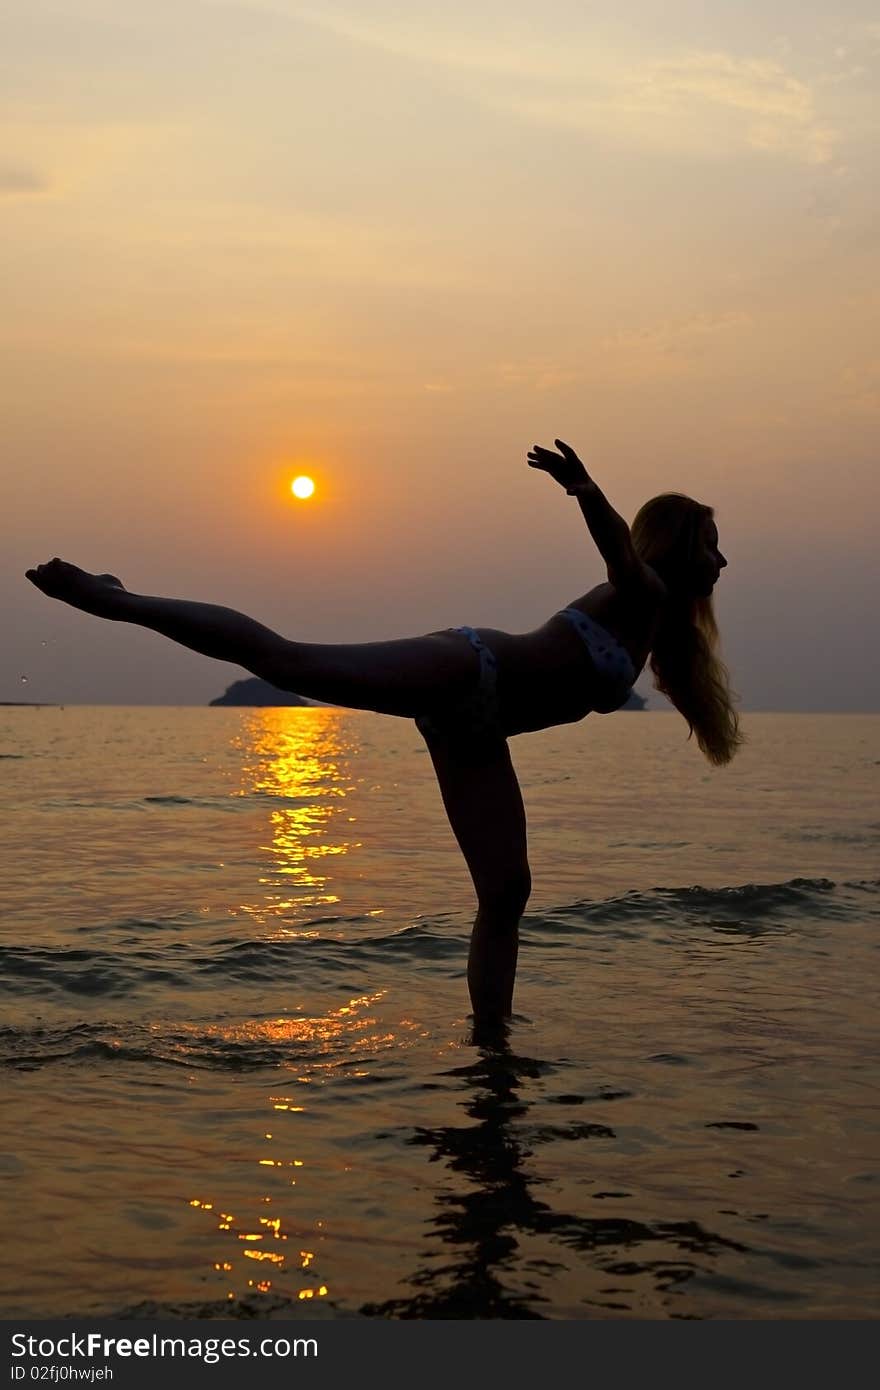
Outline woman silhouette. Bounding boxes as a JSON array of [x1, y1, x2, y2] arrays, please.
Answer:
[[26, 440, 742, 1028]]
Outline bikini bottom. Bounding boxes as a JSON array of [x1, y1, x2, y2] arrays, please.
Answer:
[[414, 626, 502, 744]]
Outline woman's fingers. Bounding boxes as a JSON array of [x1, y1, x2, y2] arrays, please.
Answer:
[[554, 439, 581, 463], [25, 559, 72, 594]]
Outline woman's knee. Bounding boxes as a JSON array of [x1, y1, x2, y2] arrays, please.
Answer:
[[476, 865, 531, 919]]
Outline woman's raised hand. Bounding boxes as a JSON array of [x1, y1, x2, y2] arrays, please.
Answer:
[[527, 439, 592, 492]]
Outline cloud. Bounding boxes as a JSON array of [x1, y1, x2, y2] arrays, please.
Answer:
[[231, 5, 839, 165], [0, 167, 51, 196], [644, 52, 835, 163], [488, 312, 754, 392], [220, 2, 580, 79], [507, 51, 836, 165], [837, 361, 880, 415]]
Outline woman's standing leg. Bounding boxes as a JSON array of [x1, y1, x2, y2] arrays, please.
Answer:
[[421, 733, 531, 1027]]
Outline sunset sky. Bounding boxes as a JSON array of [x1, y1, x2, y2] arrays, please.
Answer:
[[4, 0, 878, 709]]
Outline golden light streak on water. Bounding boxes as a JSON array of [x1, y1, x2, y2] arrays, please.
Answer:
[[243, 1250, 285, 1265], [165, 992, 392, 1067], [182, 993, 392, 1303], [229, 709, 362, 928]]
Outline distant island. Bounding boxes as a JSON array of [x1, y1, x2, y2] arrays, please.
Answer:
[[210, 675, 647, 710], [0, 701, 56, 707], [622, 690, 647, 710], [209, 677, 318, 707]]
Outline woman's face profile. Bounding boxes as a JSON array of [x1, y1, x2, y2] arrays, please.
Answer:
[[691, 514, 727, 596]]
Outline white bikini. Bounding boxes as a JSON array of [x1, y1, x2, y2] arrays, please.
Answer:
[[557, 607, 636, 712], [415, 610, 636, 743]]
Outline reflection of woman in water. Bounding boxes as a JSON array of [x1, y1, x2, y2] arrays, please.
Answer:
[[27, 439, 742, 1028]]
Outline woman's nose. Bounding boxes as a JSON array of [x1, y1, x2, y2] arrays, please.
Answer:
[[719, 552, 728, 569]]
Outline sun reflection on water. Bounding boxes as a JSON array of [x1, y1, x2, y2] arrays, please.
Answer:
[[229, 709, 362, 930], [179, 714, 414, 1307], [185, 991, 399, 1306]]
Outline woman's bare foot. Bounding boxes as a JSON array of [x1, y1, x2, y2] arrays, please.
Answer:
[[25, 560, 128, 617]]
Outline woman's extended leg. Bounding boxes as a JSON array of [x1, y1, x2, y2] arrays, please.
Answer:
[[24, 561, 482, 718], [422, 731, 531, 1027]]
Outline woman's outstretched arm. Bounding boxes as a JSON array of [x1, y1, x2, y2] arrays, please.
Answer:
[[527, 439, 646, 592]]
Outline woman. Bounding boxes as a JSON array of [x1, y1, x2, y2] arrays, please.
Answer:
[[26, 440, 742, 1028]]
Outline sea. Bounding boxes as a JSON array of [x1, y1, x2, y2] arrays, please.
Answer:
[[0, 707, 877, 1320]]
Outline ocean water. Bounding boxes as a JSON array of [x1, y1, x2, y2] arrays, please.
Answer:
[[0, 706, 877, 1321]]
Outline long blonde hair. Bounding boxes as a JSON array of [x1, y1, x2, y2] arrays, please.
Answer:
[[631, 493, 744, 766]]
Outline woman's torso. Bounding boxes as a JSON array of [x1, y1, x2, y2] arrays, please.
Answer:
[[472, 581, 664, 736]]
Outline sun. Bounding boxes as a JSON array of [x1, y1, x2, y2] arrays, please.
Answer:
[[290, 475, 315, 500]]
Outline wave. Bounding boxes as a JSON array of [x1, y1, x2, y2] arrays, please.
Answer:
[[1, 879, 874, 1010], [539, 877, 878, 939], [41, 792, 328, 812], [0, 913, 469, 1000], [111, 1291, 343, 1320], [0, 1013, 389, 1073]]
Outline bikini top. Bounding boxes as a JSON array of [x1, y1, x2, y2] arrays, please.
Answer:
[[557, 607, 636, 711]]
